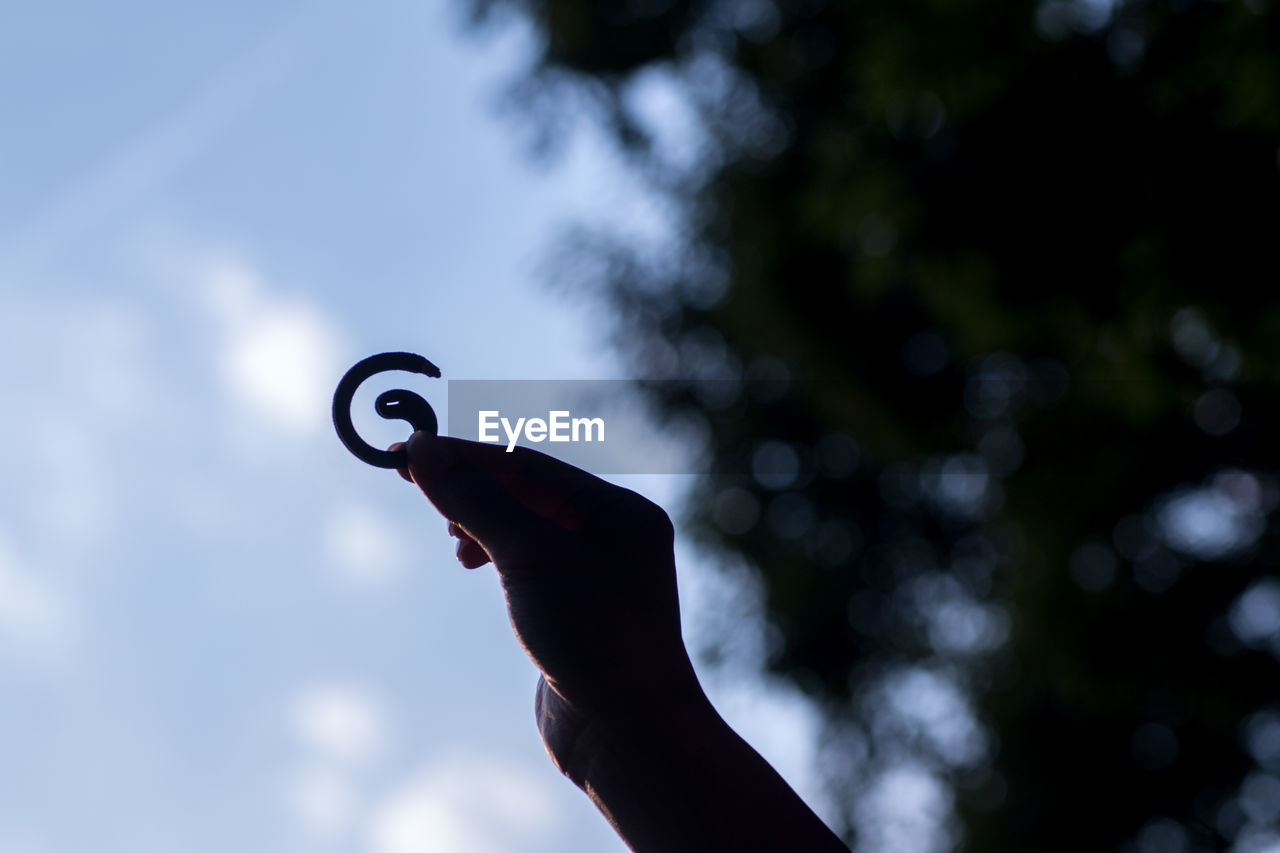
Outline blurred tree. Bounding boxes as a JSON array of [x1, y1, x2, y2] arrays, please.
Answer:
[[455, 0, 1280, 849]]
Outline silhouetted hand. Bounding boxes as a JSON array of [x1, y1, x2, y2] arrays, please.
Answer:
[[397, 432, 701, 763], [398, 431, 849, 852]]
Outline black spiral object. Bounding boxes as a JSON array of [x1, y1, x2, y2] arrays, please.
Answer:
[[332, 352, 441, 468]]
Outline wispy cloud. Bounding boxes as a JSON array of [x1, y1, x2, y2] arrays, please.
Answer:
[[0, 527, 74, 659], [0, 31, 302, 280], [291, 682, 389, 768], [366, 753, 559, 853], [284, 682, 391, 839], [288, 763, 358, 838], [324, 503, 410, 586], [200, 254, 344, 437]]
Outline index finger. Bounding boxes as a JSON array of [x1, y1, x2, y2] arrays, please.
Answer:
[[407, 434, 615, 531]]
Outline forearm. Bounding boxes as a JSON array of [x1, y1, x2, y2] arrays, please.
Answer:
[[550, 685, 849, 852]]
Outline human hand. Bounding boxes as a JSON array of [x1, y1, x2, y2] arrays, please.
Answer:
[[392, 432, 848, 851], [396, 432, 704, 773]]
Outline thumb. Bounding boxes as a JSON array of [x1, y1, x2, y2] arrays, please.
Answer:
[[405, 432, 557, 565]]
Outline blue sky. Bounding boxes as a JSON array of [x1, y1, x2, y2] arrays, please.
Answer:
[[0, 2, 828, 851]]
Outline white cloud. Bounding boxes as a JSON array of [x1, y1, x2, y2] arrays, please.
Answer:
[[291, 682, 388, 767], [324, 504, 408, 586], [367, 754, 558, 853], [202, 256, 344, 436]]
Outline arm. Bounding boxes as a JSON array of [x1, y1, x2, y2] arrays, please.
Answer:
[[400, 432, 848, 852], [537, 680, 848, 852]]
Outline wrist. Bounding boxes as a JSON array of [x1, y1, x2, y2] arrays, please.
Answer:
[[536, 668, 718, 787], [538, 674, 849, 852]]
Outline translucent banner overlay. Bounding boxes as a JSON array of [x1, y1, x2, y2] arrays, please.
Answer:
[[446, 379, 798, 475]]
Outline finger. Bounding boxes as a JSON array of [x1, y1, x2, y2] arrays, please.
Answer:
[[417, 436, 617, 531], [449, 521, 491, 569], [388, 442, 414, 483], [406, 431, 560, 564], [457, 538, 490, 569]]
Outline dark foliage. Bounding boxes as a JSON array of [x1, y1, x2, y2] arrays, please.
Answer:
[[457, 1, 1280, 849]]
